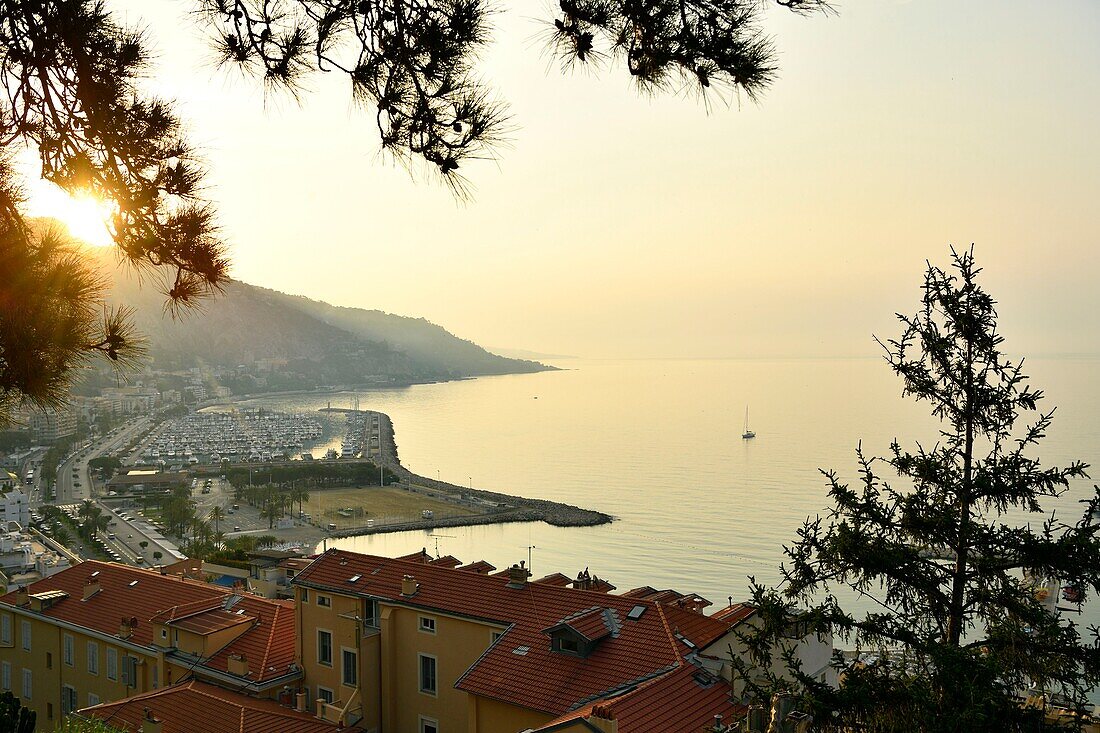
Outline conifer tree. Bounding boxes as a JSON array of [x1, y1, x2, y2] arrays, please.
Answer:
[[737, 248, 1100, 732]]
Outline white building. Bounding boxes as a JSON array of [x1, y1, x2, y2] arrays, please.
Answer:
[[0, 484, 30, 527]]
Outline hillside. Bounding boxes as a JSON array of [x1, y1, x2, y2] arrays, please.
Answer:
[[101, 265, 551, 386]]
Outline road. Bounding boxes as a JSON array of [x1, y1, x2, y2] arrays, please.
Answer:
[[47, 416, 186, 566]]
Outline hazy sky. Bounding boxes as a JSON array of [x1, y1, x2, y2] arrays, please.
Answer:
[[32, 1, 1100, 358]]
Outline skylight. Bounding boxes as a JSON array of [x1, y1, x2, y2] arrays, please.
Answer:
[[128, 580, 138, 587], [348, 574, 361, 583], [512, 646, 530, 656], [627, 605, 646, 620]]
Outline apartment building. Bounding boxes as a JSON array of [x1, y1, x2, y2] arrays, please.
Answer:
[[290, 548, 830, 733], [0, 561, 299, 728]]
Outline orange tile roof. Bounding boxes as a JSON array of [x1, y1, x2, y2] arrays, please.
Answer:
[[295, 549, 735, 716], [459, 560, 497, 574], [711, 603, 756, 626], [534, 573, 573, 587], [170, 609, 254, 635], [534, 663, 746, 733], [0, 561, 297, 684], [80, 679, 351, 733], [546, 607, 613, 642], [429, 555, 462, 568]]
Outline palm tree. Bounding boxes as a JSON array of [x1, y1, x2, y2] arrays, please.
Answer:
[[208, 506, 224, 534], [260, 503, 280, 529], [152, 550, 162, 563], [255, 535, 278, 548], [290, 485, 310, 518]]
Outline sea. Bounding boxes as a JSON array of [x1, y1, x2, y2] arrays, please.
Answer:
[[231, 356, 1100, 623]]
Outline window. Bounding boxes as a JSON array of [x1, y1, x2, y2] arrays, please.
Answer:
[[418, 616, 436, 634], [152, 664, 159, 689], [121, 655, 138, 687], [363, 599, 378, 627], [61, 685, 76, 714], [301, 589, 309, 603], [107, 648, 117, 681], [21, 668, 31, 700], [1, 661, 9, 690], [342, 648, 358, 687], [420, 716, 439, 733], [317, 687, 334, 704], [557, 636, 580, 654], [0, 614, 10, 644], [87, 641, 99, 675], [20, 621, 29, 651], [418, 654, 437, 695], [490, 631, 503, 644], [317, 595, 331, 608], [88, 693, 100, 706], [63, 634, 73, 665], [317, 630, 332, 666]]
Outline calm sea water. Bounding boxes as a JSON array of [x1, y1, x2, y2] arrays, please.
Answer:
[[237, 356, 1100, 619]]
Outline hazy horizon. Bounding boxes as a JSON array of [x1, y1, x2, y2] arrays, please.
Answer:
[[24, 0, 1100, 361]]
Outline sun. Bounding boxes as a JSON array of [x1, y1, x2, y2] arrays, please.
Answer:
[[26, 183, 117, 248]]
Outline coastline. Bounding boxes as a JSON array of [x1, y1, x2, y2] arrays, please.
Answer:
[[328, 410, 612, 539]]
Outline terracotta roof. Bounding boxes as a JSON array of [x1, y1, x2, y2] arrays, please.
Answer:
[[534, 663, 745, 733], [170, 608, 254, 635], [80, 679, 351, 733], [295, 549, 734, 716], [459, 560, 496, 574], [396, 548, 431, 563], [429, 555, 461, 568], [0, 561, 296, 684], [534, 573, 573, 587], [546, 607, 614, 642], [711, 603, 756, 626], [202, 595, 297, 683]]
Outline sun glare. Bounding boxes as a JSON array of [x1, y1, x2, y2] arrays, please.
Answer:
[[27, 185, 116, 248]]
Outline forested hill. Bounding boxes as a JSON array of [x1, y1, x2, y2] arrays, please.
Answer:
[[102, 265, 552, 385]]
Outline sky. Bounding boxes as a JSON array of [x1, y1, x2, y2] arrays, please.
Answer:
[[25, 0, 1100, 359]]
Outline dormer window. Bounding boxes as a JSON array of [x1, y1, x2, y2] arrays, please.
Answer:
[[556, 635, 580, 654]]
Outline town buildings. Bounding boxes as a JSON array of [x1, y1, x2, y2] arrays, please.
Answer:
[[0, 550, 834, 732]]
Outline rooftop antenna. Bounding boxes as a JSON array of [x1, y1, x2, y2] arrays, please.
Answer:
[[429, 532, 454, 558], [522, 545, 537, 577]]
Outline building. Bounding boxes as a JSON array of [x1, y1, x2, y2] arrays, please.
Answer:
[[0, 523, 73, 590], [289, 549, 834, 733], [10, 406, 77, 442], [107, 470, 189, 495], [0, 483, 30, 527], [0, 561, 299, 728]]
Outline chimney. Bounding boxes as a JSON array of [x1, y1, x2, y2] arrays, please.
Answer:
[[767, 693, 796, 733], [14, 586, 27, 606], [84, 577, 101, 600], [506, 562, 529, 589], [295, 691, 308, 713], [401, 575, 419, 597], [140, 707, 163, 733], [787, 712, 813, 733], [227, 653, 249, 677], [586, 703, 617, 733], [746, 704, 767, 733]]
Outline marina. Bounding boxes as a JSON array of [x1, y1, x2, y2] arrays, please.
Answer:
[[139, 409, 324, 465]]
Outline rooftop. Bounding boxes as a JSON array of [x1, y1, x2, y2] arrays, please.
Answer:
[[0, 561, 296, 684], [294, 549, 736, 716], [79, 679, 352, 733]]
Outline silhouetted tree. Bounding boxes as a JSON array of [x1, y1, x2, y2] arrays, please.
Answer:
[[0, 0, 828, 421], [736, 248, 1100, 732]]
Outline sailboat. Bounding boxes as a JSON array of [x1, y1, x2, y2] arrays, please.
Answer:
[[742, 406, 756, 440]]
